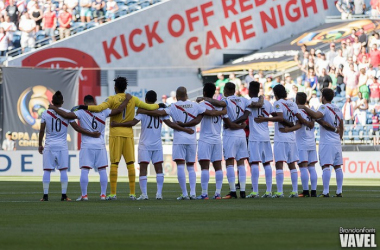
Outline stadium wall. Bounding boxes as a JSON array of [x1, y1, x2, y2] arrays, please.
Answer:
[[7, 0, 338, 99], [1, 149, 379, 178]]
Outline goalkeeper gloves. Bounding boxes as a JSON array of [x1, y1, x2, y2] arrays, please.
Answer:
[[77, 105, 88, 110], [158, 103, 167, 109]]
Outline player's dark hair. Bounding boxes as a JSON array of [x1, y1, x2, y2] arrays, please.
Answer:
[[224, 82, 235, 94], [273, 84, 287, 99], [322, 88, 335, 102], [114, 76, 128, 93], [203, 83, 216, 98], [296, 92, 307, 105], [52, 91, 63, 105], [84, 95, 95, 103], [249, 81, 260, 96], [145, 90, 157, 103]]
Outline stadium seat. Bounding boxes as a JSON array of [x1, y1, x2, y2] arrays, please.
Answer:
[[152, 0, 161, 3], [119, 6, 129, 16], [126, 0, 138, 6], [139, 0, 150, 8], [128, 4, 141, 13], [86, 22, 97, 29], [11, 32, 21, 48], [36, 31, 46, 41], [117, 0, 126, 7]]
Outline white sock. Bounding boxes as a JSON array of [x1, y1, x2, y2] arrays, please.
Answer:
[[80, 168, 89, 196], [300, 167, 309, 191], [187, 166, 196, 196], [238, 165, 246, 191], [290, 169, 298, 193], [308, 166, 318, 191], [99, 168, 107, 196], [42, 170, 51, 195], [177, 164, 188, 196], [264, 164, 272, 193], [215, 170, 223, 195], [250, 164, 259, 193], [335, 168, 343, 194], [226, 166, 236, 192], [60, 169, 68, 194], [201, 170, 209, 195], [322, 168, 331, 195], [276, 169, 284, 193], [139, 176, 148, 196], [156, 173, 164, 196]]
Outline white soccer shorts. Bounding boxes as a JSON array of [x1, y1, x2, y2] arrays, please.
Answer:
[[138, 149, 164, 164], [223, 136, 249, 161], [79, 148, 108, 170], [172, 144, 197, 163], [248, 141, 273, 164], [319, 144, 343, 167], [298, 149, 318, 165], [198, 141, 223, 162], [274, 142, 299, 163], [43, 149, 69, 170]]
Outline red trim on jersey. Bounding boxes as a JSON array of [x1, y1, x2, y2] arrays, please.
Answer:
[[263, 160, 273, 164], [153, 161, 164, 164], [249, 161, 262, 164], [98, 165, 108, 169], [198, 159, 211, 162], [309, 161, 318, 164], [84, 110, 106, 125], [173, 158, 185, 161], [47, 110, 68, 126], [230, 100, 244, 113], [174, 105, 196, 119], [80, 166, 92, 169], [281, 103, 295, 116], [326, 106, 342, 122], [204, 102, 215, 110], [139, 161, 150, 164], [262, 109, 270, 117], [298, 161, 309, 164], [61, 121, 68, 127], [186, 162, 195, 164], [59, 168, 68, 171]]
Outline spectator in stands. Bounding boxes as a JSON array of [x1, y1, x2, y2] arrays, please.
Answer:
[[0, 27, 10, 56], [353, 36, 362, 59], [341, 40, 349, 59], [228, 73, 241, 92], [315, 49, 322, 63], [318, 68, 333, 92], [327, 43, 338, 67], [271, 76, 281, 88], [344, 56, 358, 74], [288, 85, 298, 102], [368, 64, 376, 77], [0, 0, 5, 16], [301, 52, 314, 75], [371, 109, 379, 145], [253, 74, 260, 84], [31, 3, 43, 32], [80, 0, 92, 22], [309, 90, 320, 110], [358, 67, 370, 100], [355, 92, 369, 125], [17, 0, 26, 14], [336, 0, 353, 19], [239, 83, 248, 98], [1, 15, 17, 49], [264, 75, 272, 96], [307, 68, 318, 92], [27, 0, 37, 14], [358, 55, 370, 70], [371, 0, 380, 17], [358, 27, 368, 49], [295, 44, 307, 67], [333, 49, 346, 69], [105, 0, 118, 21], [354, 0, 365, 15], [369, 32, 380, 50], [19, 12, 36, 52], [315, 52, 329, 77], [357, 46, 369, 63], [346, 39, 354, 59], [7, 0, 19, 25], [161, 95, 168, 105], [345, 63, 359, 97], [370, 76, 380, 103], [342, 96, 355, 124], [284, 73, 295, 94], [329, 67, 337, 91], [215, 73, 228, 93], [304, 81, 312, 101], [336, 64, 345, 95], [43, 5, 57, 41], [244, 69, 255, 84], [166, 91, 176, 105], [213, 86, 223, 100], [65, 0, 78, 21], [348, 29, 357, 43], [257, 70, 266, 85], [296, 76, 305, 93], [58, 4, 72, 40], [92, 0, 105, 24], [369, 43, 380, 72], [2, 131, 16, 151]]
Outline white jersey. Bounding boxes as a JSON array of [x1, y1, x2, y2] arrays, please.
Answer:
[[223, 95, 250, 138], [318, 103, 343, 145], [74, 109, 111, 149], [246, 98, 273, 142], [135, 108, 170, 150], [198, 101, 224, 144], [296, 109, 316, 150], [41, 108, 74, 150], [164, 100, 206, 144], [273, 99, 299, 143]]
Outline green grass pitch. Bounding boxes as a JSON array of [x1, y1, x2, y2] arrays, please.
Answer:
[[0, 178, 379, 250]]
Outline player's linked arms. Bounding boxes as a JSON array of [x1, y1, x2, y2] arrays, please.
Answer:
[[248, 95, 264, 108], [110, 119, 139, 128], [316, 120, 340, 134], [197, 97, 227, 107], [203, 109, 227, 116], [136, 108, 166, 117], [279, 121, 302, 133], [109, 93, 133, 116], [70, 122, 101, 138], [48, 105, 77, 119], [163, 119, 194, 134]]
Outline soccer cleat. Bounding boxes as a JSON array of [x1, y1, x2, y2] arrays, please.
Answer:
[[100, 194, 106, 201], [196, 194, 209, 200], [136, 194, 149, 200], [261, 192, 272, 198], [213, 194, 222, 200], [129, 194, 137, 200], [240, 191, 246, 199], [289, 192, 298, 198], [235, 183, 240, 190], [272, 192, 284, 198], [189, 195, 197, 200], [156, 194, 163, 200], [76, 195, 88, 201], [318, 193, 330, 198], [40, 194, 48, 201], [222, 191, 238, 199], [310, 190, 317, 197], [106, 194, 117, 200], [177, 194, 190, 200], [247, 192, 260, 198], [298, 190, 310, 197], [332, 193, 343, 198], [61, 194, 71, 201]]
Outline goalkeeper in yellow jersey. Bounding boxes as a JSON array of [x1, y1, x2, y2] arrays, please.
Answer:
[[77, 77, 161, 200]]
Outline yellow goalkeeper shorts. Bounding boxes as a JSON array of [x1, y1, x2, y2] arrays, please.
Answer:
[[109, 136, 135, 164]]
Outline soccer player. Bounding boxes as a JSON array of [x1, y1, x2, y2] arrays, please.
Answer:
[[138, 86, 226, 200], [77, 77, 161, 200], [298, 88, 344, 197], [232, 81, 274, 198], [221, 82, 264, 199], [111, 90, 194, 200], [48, 94, 131, 201], [38, 91, 100, 202], [295, 92, 318, 197], [255, 84, 301, 198]]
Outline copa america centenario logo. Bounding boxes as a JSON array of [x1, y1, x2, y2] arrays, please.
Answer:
[[17, 86, 55, 130]]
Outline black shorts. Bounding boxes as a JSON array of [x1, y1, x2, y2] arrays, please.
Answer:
[[93, 10, 104, 18]]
